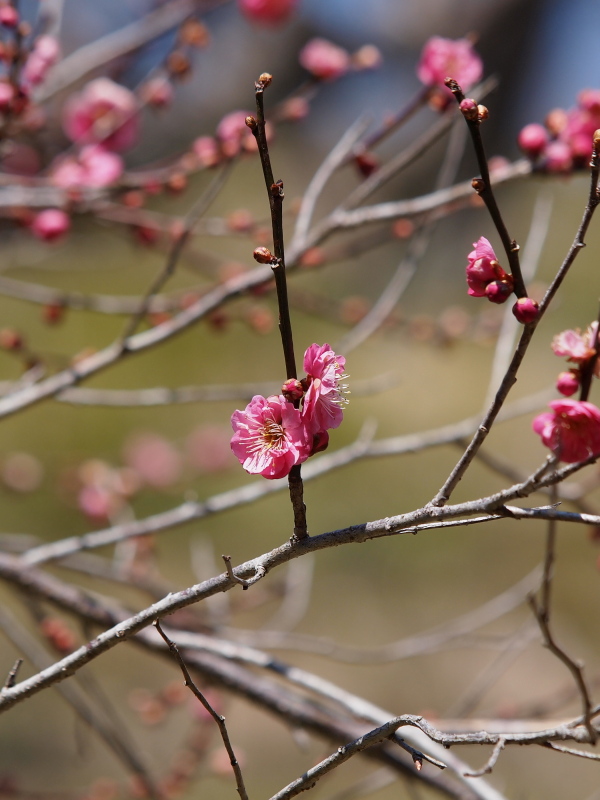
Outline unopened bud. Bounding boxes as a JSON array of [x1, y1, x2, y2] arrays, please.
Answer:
[[485, 280, 513, 304], [258, 72, 272, 87], [282, 378, 304, 401], [253, 246, 274, 264], [477, 104, 489, 121], [245, 115, 257, 131], [310, 430, 329, 456], [471, 177, 485, 194], [512, 296, 539, 323], [594, 129, 600, 147], [556, 370, 580, 397], [459, 98, 478, 120]]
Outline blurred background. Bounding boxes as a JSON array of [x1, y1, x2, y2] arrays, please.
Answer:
[[1, 1, 600, 799]]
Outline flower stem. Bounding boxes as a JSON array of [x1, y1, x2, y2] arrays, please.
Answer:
[[251, 73, 308, 539]]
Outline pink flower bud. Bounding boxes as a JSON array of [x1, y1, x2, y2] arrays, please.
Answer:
[[0, 6, 19, 27], [512, 297, 539, 323], [192, 136, 220, 168], [238, 0, 298, 25], [30, 209, 70, 242], [556, 370, 580, 397], [485, 280, 513, 304], [578, 89, 600, 113], [459, 98, 478, 120], [517, 123, 548, 157], [282, 378, 304, 401], [299, 38, 351, 81], [141, 76, 173, 108], [544, 140, 572, 173]]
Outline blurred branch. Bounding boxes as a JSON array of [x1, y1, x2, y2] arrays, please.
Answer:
[[34, 0, 221, 103]]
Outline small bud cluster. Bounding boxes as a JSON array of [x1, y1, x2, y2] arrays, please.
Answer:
[[518, 89, 600, 172], [465, 237, 539, 324]]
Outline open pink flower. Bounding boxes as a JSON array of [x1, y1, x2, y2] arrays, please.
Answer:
[[302, 343, 348, 435], [533, 399, 600, 463], [466, 237, 513, 300], [63, 78, 139, 152], [231, 395, 310, 479], [417, 37, 482, 93], [552, 322, 598, 364]]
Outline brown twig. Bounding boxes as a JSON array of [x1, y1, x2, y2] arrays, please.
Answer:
[[528, 485, 597, 743], [153, 619, 249, 800], [250, 72, 308, 539]]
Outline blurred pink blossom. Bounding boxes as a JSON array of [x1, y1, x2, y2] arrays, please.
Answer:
[[51, 145, 124, 188], [299, 38, 350, 81], [231, 395, 310, 479], [417, 37, 482, 93], [186, 424, 233, 473], [216, 110, 269, 157], [30, 209, 70, 242], [238, 0, 298, 25], [302, 343, 347, 435], [62, 78, 139, 152], [123, 433, 183, 488], [533, 399, 600, 463], [22, 35, 60, 87]]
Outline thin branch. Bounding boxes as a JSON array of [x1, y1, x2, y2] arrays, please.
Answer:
[[3, 657, 23, 689], [431, 137, 600, 507], [484, 189, 554, 406], [528, 487, 597, 742], [268, 717, 445, 800], [463, 738, 506, 777], [34, 0, 221, 103], [154, 620, 249, 800], [120, 158, 235, 342], [19, 390, 550, 567]]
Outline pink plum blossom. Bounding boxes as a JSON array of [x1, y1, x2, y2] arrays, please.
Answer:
[[417, 37, 483, 93], [533, 399, 600, 463], [302, 343, 348, 435], [22, 35, 61, 87], [299, 38, 350, 81], [30, 209, 70, 242], [238, 0, 298, 25], [123, 433, 183, 489], [231, 395, 310, 479], [62, 78, 139, 152], [552, 322, 598, 364], [466, 237, 513, 300], [51, 145, 123, 188]]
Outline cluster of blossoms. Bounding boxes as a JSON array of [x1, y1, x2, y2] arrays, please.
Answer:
[[518, 89, 600, 172], [533, 400, 600, 464], [230, 344, 347, 479], [551, 321, 599, 396], [532, 320, 600, 463], [465, 237, 539, 323], [416, 36, 483, 103]]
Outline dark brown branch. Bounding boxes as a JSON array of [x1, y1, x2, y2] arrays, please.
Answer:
[[154, 620, 249, 800]]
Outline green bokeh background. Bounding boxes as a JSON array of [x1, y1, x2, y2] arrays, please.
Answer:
[[2, 2, 600, 799]]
